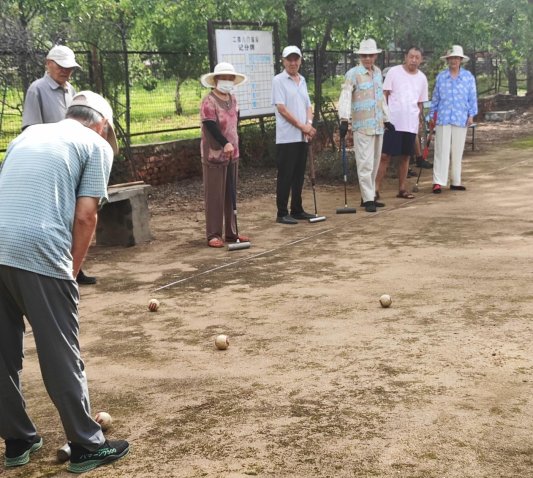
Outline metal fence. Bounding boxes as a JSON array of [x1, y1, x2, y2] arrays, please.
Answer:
[[0, 49, 213, 153], [0, 48, 527, 154]]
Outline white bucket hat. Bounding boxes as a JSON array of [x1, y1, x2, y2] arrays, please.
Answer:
[[356, 39, 382, 55], [46, 45, 81, 69], [69, 91, 118, 155], [200, 62, 247, 88], [441, 45, 469, 62]]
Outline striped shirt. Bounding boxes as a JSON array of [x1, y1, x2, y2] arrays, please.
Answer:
[[344, 64, 387, 135], [0, 119, 113, 280]]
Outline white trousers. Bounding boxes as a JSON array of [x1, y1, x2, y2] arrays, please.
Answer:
[[432, 124, 468, 187], [354, 131, 383, 202]]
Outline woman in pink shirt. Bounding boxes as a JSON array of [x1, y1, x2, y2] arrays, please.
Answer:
[[200, 63, 248, 248]]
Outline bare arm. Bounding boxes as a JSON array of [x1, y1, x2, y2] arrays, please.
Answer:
[[417, 101, 426, 130], [71, 196, 99, 278]]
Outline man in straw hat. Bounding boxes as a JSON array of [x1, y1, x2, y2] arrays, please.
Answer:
[[272, 45, 316, 225], [200, 62, 248, 247], [0, 91, 129, 473], [375, 46, 429, 200], [22, 44, 97, 286], [338, 38, 394, 212], [429, 45, 478, 194]]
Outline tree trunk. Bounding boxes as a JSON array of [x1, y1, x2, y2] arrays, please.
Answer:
[[314, 20, 333, 124], [119, 17, 130, 138], [285, 0, 302, 48], [527, 0, 533, 96], [507, 66, 518, 95], [175, 77, 183, 115], [91, 45, 103, 94], [17, 2, 31, 96], [526, 58, 533, 96]]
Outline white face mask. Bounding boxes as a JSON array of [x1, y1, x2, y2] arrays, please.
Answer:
[[216, 80, 234, 94]]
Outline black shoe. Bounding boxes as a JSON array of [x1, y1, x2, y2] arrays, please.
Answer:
[[407, 168, 417, 177], [67, 439, 129, 474], [363, 201, 377, 212], [76, 270, 97, 285], [5, 435, 43, 467], [361, 198, 385, 208], [450, 185, 466, 191], [276, 215, 298, 225], [290, 211, 315, 220], [416, 158, 433, 169]]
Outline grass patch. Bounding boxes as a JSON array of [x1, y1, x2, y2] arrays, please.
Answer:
[[510, 136, 533, 149]]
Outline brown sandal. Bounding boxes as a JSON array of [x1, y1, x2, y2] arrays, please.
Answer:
[[396, 190, 415, 199]]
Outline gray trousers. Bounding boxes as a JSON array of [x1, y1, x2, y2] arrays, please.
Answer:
[[0, 265, 104, 449]]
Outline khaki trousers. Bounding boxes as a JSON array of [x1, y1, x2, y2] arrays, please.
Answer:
[[354, 131, 383, 202]]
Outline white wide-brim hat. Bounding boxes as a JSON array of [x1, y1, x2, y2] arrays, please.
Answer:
[[356, 39, 382, 55], [46, 45, 81, 69], [441, 45, 469, 62], [201, 62, 247, 88], [69, 91, 118, 155]]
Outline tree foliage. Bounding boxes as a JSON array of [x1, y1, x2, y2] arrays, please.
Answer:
[[1, 0, 531, 96]]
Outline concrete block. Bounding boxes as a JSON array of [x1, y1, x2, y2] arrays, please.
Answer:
[[484, 110, 516, 122], [96, 184, 152, 247]]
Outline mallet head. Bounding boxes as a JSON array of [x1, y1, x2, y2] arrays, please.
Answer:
[[309, 215, 326, 223]]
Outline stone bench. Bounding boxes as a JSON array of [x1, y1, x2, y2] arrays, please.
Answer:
[[96, 182, 152, 247]]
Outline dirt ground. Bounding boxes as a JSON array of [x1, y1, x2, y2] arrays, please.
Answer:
[[3, 110, 533, 478]]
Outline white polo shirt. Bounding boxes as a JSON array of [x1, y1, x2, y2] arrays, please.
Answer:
[[272, 70, 312, 144]]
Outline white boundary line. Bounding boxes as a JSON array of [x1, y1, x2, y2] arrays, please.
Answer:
[[21, 156, 530, 335], [154, 225, 337, 291], [154, 155, 531, 292]]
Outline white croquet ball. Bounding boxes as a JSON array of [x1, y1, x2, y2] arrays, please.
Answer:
[[215, 334, 229, 350], [56, 443, 71, 462], [379, 294, 392, 308], [148, 298, 160, 312], [95, 411, 112, 431]]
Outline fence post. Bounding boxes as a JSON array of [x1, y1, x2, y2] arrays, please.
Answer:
[[313, 48, 322, 125]]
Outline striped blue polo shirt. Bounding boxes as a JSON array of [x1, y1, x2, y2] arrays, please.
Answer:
[[0, 119, 113, 280]]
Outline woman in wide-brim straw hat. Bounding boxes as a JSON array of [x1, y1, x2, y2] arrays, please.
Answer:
[[199, 62, 249, 248], [429, 45, 478, 195]]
